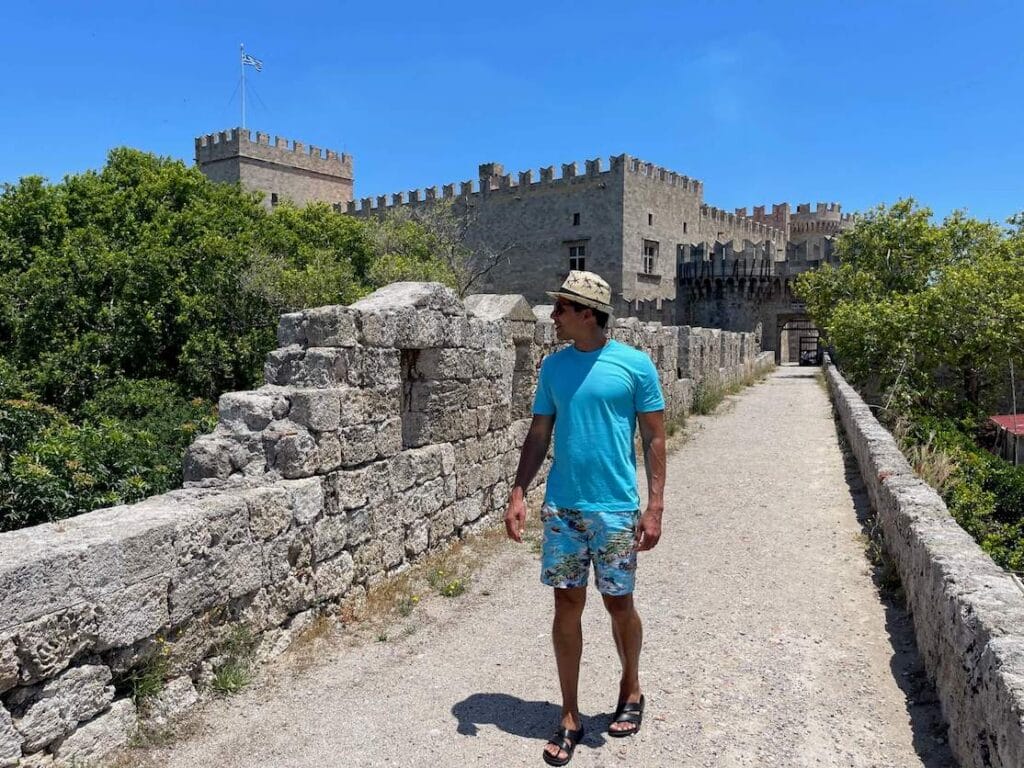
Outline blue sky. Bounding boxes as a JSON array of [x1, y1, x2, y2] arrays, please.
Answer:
[[2, 1, 1022, 223]]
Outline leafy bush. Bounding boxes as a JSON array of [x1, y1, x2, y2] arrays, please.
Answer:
[[0, 382, 215, 531], [895, 414, 1024, 572]]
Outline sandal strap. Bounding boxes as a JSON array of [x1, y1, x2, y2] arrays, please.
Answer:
[[612, 696, 645, 721], [548, 725, 584, 750]]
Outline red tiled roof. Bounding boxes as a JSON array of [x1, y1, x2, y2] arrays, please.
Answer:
[[991, 415, 1024, 436]]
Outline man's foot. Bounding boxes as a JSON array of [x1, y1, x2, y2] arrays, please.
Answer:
[[543, 713, 583, 765], [608, 694, 645, 737]]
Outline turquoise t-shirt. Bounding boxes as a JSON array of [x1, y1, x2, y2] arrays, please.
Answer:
[[533, 339, 665, 512]]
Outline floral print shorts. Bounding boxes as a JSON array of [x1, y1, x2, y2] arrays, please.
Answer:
[[540, 503, 640, 596]]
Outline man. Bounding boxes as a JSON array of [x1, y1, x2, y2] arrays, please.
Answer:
[[504, 270, 667, 766]]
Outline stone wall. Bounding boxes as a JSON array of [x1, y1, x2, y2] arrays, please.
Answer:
[[0, 283, 769, 766], [826, 358, 1024, 768]]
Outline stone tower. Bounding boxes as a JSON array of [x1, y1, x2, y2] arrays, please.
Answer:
[[195, 128, 354, 210]]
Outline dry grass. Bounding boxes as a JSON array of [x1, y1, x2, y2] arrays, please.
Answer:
[[891, 419, 958, 495]]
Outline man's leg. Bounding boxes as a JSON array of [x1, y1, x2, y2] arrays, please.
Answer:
[[546, 586, 587, 761], [602, 592, 643, 733]]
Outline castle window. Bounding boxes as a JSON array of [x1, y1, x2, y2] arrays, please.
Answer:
[[648, 213, 654, 226], [643, 240, 659, 274], [271, 193, 279, 207], [683, 222, 688, 234], [568, 242, 586, 272], [572, 212, 580, 226]]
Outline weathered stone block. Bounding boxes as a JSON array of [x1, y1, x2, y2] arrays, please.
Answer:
[[429, 508, 458, 547], [241, 577, 314, 632], [381, 529, 405, 570], [167, 542, 264, 625], [352, 541, 384, 584], [315, 431, 343, 473], [413, 348, 471, 380], [410, 380, 468, 412], [304, 306, 359, 347], [375, 417, 403, 458], [244, 486, 292, 541], [262, 529, 313, 584], [311, 514, 348, 563], [15, 665, 114, 752], [282, 477, 323, 525], [182, 435, 234, 481], [362, 461, 393, 507], [264, 422, 319, 479], [388, 445, 447, 492], [0, 635, 17, 694], [354, 307, 412, 347], [290, 389, 341, 432], [301, 347, 350, 387], [52, 698, 136, 765], [276, 311, 306, 347], [489, 403, 512, 431], [95, 577, 170, 652], [463, 317, 504, 349], [347, 507, 371, 546], [328, 469, 368, 512], [454, 492, 484, 525], [346, 348, 402, 388], [351, 282, 463, 316], [313, 552, 355, 602], [339, 387, 396, 426], [17, 607, 98, 684], [0, 704, 20, 768], [464, 294, 535, 323], [263, 345, 305, 386], [173, 494, 247, 563], [405, 520, 429, 557], [339, 423, 378, 467], [218, 392, 277, 433]]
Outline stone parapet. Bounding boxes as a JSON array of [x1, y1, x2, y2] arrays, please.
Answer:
[[826, 358, 1024, 768], [0, 283, 765, 765]]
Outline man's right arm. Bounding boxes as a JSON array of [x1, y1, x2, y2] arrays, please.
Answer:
[[504, 414, 554, 542]]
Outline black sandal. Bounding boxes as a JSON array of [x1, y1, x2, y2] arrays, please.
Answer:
[[542, 724, 584, 766], [607, 695, 645, 737]]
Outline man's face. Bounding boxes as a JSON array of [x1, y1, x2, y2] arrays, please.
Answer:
[[551, 298, 590, 340]]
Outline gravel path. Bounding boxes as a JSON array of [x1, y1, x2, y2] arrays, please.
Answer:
[[131, 366, 956, 767]]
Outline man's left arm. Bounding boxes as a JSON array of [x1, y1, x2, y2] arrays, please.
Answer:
[[636, 410, 666, 551]]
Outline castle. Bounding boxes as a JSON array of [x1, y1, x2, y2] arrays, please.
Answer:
[[195, 128, 853, 360]]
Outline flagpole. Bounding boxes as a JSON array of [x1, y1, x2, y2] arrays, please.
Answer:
[[240, 43, 246, 129]]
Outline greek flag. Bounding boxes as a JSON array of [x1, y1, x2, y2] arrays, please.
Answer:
[[242, 53, 263, 72]]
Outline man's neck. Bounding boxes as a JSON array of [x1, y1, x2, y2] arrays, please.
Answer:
[[572, 331, 608, 353]]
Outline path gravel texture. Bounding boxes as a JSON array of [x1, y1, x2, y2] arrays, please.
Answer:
[[131, 366, 956, 768]]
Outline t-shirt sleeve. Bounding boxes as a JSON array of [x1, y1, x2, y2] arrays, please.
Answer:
[[634, 354, 665, 412], [532, 357, 556, 415]]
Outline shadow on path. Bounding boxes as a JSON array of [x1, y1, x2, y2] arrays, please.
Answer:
[[451, 693, 611, 751], [834, 416, 959, 768]]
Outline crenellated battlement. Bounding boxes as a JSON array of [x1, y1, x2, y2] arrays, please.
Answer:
[[790, 201, 853, 221], [700, 204, 784, 241], [195, 127, 353, 178], [621, 154, 704, 194], [347, 154, 632, 216]]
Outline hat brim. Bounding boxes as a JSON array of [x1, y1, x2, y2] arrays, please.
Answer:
[[545, 290, 613, 315]]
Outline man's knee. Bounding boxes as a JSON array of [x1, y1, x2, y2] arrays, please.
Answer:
[[553, 586, 587, 616], [601, 592, 635, 617]]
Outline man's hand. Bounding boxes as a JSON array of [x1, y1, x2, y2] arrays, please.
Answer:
[[634, 505, 663, 551], [505, 493, 528, 543]]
